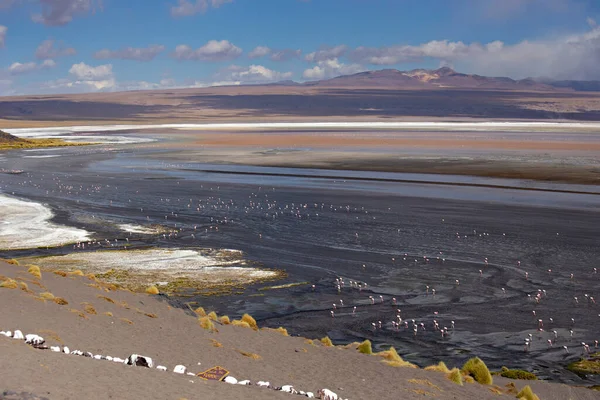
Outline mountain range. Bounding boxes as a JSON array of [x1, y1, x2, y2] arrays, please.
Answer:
[[275, 67, 600, 92]]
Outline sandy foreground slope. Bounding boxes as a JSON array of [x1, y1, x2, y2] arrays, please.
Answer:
[[0, 261, 597, 400]]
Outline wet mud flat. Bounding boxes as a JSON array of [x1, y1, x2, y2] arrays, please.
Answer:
[[0, 138, 599, 386]]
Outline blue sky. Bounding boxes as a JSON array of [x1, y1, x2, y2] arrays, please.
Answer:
[[1, 0, 599, 95]]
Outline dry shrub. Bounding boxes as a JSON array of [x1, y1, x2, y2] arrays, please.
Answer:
[[305, 339, 315, 346], [425, 361, 450, 373], [320, 336, 334, 347], [104, 311, 113, 317], [145, 285, 159, 295], [463, 375, 475, 384], [219, 315, 231, 325], [516, 385, 540, 400], [447, 368, 463, 386], [97, 295, 115, 304], [82, 303, 97, 315], [236, 349, 261, 360], [357, 340, 373, 355], [207, 311, 218, 321], [86, 273, 96, 281], [241, 313, 258, 330], [70, 309, 87, 319], [144, 312, 158, 318], [199, 316, 217, 331], [407, 379, 441, 391], [53, 297, 69, 305], [499, 367, 538, 380], [39, 292, 55, 300], [120, 318, 134, 325], [4, 259, 19, 265], [68, 270, 84, 276], [27, 265, 42, 279], [119, 301, 130, 309], [211, 339, 223, 348], [231, 320, 251, 329], [461, 357, 493, 385], [195, 306, 207, 317], [0, 278, 19, 289], [53, 271, 67, 277]]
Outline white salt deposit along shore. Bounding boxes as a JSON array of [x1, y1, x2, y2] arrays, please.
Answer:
[[118, 224, 161, 235], [0, 194, 90, 250], [4, 121, 600, 138], [29, 248, 277, 285]]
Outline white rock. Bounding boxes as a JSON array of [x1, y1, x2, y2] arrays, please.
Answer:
[[0, 331, 8, 337], [93, 355, 103, 360], [224, 376, 238, 384], [105, 356, 113, 361], [156, 365, 167, 371], [173, 365, 187, 374], [126, 354, 153, 368], [317, 389, 338, 400], [12, 330, 24, 340], [280, 385, 298, 394], [306, 393, 315, 398], [50, 346, 61, 352], [256, 381, 271, 388], [4, 331, 12, 337], [62, 346, 70, 354], [113, 357, 125, 363], [237, 380, 251, 385], [186, 372, 196, 376], [25, 334, 45, 345]]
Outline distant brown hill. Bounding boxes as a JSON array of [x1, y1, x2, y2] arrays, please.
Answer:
[[303, 67, 557, 91], [0, 130, 23, 142]]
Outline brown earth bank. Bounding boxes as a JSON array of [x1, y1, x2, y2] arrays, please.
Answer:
[[0, 261, 598, 400], [2, 85, 600, 128]]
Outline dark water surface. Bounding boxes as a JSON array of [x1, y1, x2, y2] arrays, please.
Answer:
[[1, 141, 600, 385]]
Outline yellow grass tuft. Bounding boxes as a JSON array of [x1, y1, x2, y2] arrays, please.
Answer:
[[68, 270, 84, 276], [516, 385, 540, 400], [145, 285, 159, 295], [447, 368, 464, 386], [195, 306, 207, 317], [144, 312, 158, 318], [97, 295, 115, 304], [219, 315, 231, 325], [461, 357, 493, 385], [304, 339, 315, 345], [357, 339, 373, 355], [320, 336, 334, 347], [4, 258, 19, 265], [210, 339, 223, 348], [0, 278, 19, 289], [53, 271, 68, 277], [263, 326, 289, 336], [86, 273, 97, 281], [103, 311, 113, 317], [53, 297, 69, 305], [425, 361, 451, 373], [70, 309, 87, 319], [199, 316, 217, 331], [207, 311, 218, 321], [27, 265, 42, 279], [378, 346, 418, 368], [241, 313, 258, 330], [82, 303, 97, 315], [231, 319, 252, 329], [39, 292, 55, 300], [18, 281, 31, 292], [463, 375, 475, 384], [236, 349, 261, 360], [120, 318, 134, 325]]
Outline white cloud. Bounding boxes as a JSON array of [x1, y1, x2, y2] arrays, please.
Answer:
[[172, 40, 242, 61], [215, 64, 293, 83], [7, 59, 56, 75], [32, 0, 102, 26], [66, 62, 114, 89], [35, 39, 76, 59], [345, 25, 600, 80], [302, 58, 365, 80], [305, 45, 348, 62], [170, 0, 232, 17], [269, 48, 301, 62], [248, 46, 271, 59], [94, 45, 165, 61], [0, 25, 6, 48]]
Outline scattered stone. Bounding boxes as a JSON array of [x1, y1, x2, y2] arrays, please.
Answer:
[[125, 354, 153, 368], [173, 365, 187, 374], [224, 376, 238, 384]]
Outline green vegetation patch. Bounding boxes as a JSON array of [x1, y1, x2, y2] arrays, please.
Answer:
[[567, 353, 600, 377], [496, 367, 538, 380]]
